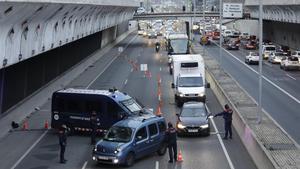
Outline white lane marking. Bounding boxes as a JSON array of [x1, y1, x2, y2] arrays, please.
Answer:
[[82, 161, 88, 169], [286, 74, 296, 80], [10, 130, 48, 169], [87, 35, 137, 89], [206, 105, 235, 169], [155, 161, 159, 169], [211, 41, 300, 104], [131, 68, 134, 72], [160, 67, 162, 71], [124, 79, 128, 85]]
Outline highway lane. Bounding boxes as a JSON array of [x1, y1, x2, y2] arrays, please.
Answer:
[[13, 33, 256, 169], [201, 40, 300, 144]]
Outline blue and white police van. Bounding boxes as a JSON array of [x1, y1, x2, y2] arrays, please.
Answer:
[[51, 88, 151, 133]]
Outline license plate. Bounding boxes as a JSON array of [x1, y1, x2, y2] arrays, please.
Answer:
[[98, 156, 109, 160], [188, 129, 198, 133]]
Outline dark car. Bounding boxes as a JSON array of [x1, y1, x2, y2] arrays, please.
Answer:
[[244, 40, 257, 50], [226, 41, 239, 50], [279, 45, 291, 55], [92, 115, 167, 167], [176, 102, 211, 136]]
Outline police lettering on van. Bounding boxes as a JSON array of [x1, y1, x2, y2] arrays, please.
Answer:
[[51, 88, 151, 133]]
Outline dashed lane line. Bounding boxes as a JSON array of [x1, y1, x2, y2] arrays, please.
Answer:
[[209, 41, 300, 104], [155, 161, 159, 169], [124, 79, 128, 85], [286, 74, 296, 80], [10, 130, 48, 169], [81, 161, 88, 169]]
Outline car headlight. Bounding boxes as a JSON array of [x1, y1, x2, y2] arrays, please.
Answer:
[[199, 92, 204, 97], [114, 148, 121, 154], [200, 124, 209, 128], [94, 147, 97, 152], [177, 123, 186, 129], [178, 92, 184, 97]]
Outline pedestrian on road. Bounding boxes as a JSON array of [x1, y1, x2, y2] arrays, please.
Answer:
[[166, 122, 177, 163], [90, 111, 97, 145], [58, 124, 68, 163], [214, 104, 233, 140]]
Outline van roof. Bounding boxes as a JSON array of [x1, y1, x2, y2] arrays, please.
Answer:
[[114, 115, 164, 129], [168, 33, 188, 39], [55, 88, 131, 102], [172, 54, 203, 62]]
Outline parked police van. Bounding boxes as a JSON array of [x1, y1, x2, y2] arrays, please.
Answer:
[[51, 88, 151, 133]]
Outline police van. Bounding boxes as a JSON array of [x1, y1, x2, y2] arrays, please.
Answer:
[[51, 88, 151, 133]]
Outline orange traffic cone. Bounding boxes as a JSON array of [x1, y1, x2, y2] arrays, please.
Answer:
[[23, 120, 28, 130], [156, 106, 162, 116], [44, 120, 49, 129], [177, 150, 183, 162]]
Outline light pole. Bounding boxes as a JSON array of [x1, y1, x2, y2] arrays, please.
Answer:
[[258, 0, 263, 124], [219, 0, 223, 65], [203, 0, 206, 57], [192, 0, 196, 41]]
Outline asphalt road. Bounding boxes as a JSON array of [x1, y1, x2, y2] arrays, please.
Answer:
[[201, 37, 300, 144], [8, 33, 257, 169]]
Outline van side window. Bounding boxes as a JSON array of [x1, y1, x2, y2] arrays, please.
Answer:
[[135, 127, 147, 142], [158, 121, 166, 132], [148, 123, 158, 137]]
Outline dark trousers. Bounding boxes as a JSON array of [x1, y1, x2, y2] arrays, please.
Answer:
[[91, 129, 96, 144], [224, 121, 232, 138], [168, 143, 177, 162], [60, 145, 66, 162]]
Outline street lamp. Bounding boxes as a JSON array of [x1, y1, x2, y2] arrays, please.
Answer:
[[258, 0, 263, 124], [219, 0, 223, 65]]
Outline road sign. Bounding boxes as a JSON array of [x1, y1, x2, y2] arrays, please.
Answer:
[[118, 46, 123, 53], [140, 64, 148, 71], [223, 3, 243, 18]]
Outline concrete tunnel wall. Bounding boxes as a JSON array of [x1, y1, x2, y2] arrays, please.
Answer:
[[0, 20, 129, 115]]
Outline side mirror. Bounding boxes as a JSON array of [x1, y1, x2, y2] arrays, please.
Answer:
[[171, 83, 175, 88], [206, 83, 210, 88]]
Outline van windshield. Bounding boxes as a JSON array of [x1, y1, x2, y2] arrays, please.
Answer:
[[169, 39, 188, 54], [265, 47, 275, 51], [121, 98, 142, 113], [178, 77, 203, 87], [104, 126, 132, 143]]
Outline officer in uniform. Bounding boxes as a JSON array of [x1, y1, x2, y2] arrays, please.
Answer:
[[214, 104, 233, 139], [58, 124, 68, 163], [90, 111, 98, 145], [166, 122, 177, 163]]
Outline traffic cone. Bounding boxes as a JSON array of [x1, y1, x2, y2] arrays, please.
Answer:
[[155, 106, 162, 116], [23, 120, 28, 130], [44, 120, 49, 129], [177, 150, 183, 162]]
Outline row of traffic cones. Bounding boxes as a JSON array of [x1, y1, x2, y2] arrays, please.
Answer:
[[22, 120, 49, 130]]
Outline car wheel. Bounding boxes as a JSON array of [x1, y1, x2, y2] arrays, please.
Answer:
[[280, 64, 283, 69], [157, 143, 167, 156], [125, 152, 135, 167]]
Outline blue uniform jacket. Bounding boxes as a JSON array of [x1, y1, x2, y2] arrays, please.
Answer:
[[214, 109, 233, 123]]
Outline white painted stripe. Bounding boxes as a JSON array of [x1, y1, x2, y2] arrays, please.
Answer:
[[10, 130, 48, 169], [286, 74, 296, 80], [82, 161, 88, 169], [160, 67, 162, 71], [131, 68, 134, 72], [87, 35, 137, 89], [211, 41, 300, 104], [206, 105, 235, 169], [124, 79, 128, 85], [155, 161, 159, 169]]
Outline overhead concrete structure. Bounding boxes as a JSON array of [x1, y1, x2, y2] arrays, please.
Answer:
[[244, 0, 300, 24], [0, 0, 139, 69]]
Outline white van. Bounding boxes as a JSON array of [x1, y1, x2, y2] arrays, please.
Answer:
[[171, 54, 209, 106], [262, 45, 276, 59]]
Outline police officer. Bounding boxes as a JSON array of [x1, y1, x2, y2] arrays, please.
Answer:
[[90, 111, 97, 145], [214, 104, 233, 140], [166, 122, 177, 163], [58, 124, 67, 163]]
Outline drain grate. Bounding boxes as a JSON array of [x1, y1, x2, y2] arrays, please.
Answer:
[[265, 143, 297, 151]]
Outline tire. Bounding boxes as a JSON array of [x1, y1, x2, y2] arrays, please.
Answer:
[[124, 152, 135, 167], [157, 143, 167, 156], [280, 64, 283, 69]]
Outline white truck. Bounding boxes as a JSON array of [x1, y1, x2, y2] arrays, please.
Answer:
[[171, 54, 209, 106]]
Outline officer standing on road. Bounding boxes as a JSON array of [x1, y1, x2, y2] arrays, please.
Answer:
[[166, 122, 177, 163], [58, 124, 68, 163], [90, 111, 97, 145], [214, 104, 233, 140]]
